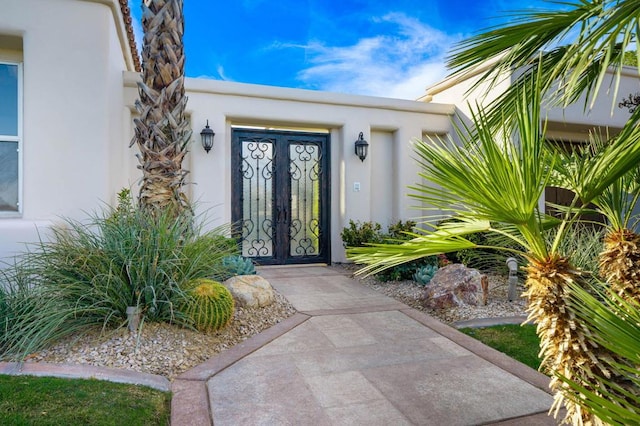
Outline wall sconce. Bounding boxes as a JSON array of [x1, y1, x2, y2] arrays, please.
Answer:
[[200, 120, 215, 153], [354, 132, 368, 162]]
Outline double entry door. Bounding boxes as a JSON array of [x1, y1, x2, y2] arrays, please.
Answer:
[[231, 129, 330, 265]]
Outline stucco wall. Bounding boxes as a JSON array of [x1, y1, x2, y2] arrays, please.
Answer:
[[545, 67, 640, 133], [0, 0, 130, 259], [424, 65, 640, 133], [123, 74, 454, 262]]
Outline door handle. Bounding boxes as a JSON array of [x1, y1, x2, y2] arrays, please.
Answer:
[[275, 207, 288, 224]]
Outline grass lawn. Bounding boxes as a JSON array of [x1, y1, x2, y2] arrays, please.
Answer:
[[460, 324, 542, 371], [0, 375, 170, 426]]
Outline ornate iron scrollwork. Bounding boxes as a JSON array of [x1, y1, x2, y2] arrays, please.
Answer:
[[240, 138, 275, 257], [289, 143, 322, 257]]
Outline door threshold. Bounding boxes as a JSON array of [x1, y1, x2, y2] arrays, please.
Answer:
[[257, 263, 329, 269]]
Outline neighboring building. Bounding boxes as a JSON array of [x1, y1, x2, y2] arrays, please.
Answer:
[[420, 58, 640, 216], [1, 0, 638, 265]]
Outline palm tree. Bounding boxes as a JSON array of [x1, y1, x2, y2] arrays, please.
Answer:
[[131, 0, 192, 214], [423, 1, 640, 422], [445, 0, 640, 310], [348, 79, 640, 424], [551, 136, 640, 305]]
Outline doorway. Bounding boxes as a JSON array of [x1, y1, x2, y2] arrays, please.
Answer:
[[231, 128, 330, 265]]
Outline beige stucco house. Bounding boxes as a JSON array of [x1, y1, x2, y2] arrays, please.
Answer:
[[1, 0, 638, 265]]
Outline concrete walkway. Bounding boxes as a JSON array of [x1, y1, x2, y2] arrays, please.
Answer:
[[172, 265, 555, 426]]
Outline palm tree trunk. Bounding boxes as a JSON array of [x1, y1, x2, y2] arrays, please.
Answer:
[[131, 0, 192, 214], [598, 227, 640, 411], [524, 255, 610, 425], [599, 228, 640, 304]]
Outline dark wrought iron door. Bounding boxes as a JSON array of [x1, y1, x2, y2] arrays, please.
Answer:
[[231, 129, 330, 265]]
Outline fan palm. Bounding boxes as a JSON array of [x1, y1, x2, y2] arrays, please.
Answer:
[[348, 78, 640, 424], [549, 131, 640, 424], [440, 1, 640, 422], [551, 130, 640, 305], [131, 0, 191, 214], [595, 174, 640, 305]]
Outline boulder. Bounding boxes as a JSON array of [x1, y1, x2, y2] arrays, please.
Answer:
[[223, 275, 275, 308], [422, 264, 484, 309]]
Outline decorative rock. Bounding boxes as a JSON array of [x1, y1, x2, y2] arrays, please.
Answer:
[[422, 264, 484, 309], [223, 275, 275, 308]]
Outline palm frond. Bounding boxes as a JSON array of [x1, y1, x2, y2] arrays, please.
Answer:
[[410, 76, 553, 257], [558, 374, 640, 426], [347, 219, 492, 276], [549, 111, 640, 229], [559, 279, 640, 423], [448, 0, 640, 122]]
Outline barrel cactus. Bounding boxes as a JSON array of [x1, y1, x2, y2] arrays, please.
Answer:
[[222, 255, 256, 278], [413, 264, 438, 286], [180, 278, 235, 332]]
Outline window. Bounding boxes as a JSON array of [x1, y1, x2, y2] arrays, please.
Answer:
[[0, 61, 20, 213]]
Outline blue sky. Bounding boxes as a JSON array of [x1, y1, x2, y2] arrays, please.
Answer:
[[129, 0, 551, 100]]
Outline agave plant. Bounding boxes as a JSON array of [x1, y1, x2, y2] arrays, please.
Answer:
[[131, 0, 191, 214]]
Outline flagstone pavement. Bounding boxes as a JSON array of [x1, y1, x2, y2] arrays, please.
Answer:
[[173, 265, 555, 426]]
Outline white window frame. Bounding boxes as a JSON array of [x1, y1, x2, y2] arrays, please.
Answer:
[[0, 60, 22, 217]]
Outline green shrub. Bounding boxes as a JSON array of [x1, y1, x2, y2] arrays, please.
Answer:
[[41, 205, 236, 323], [546, 224, 604, 276], [340, 220, 383, 247], [221, 255, 256, 279], [0, 192, 239, 360], [0, 265, 85, 359], [387, 220, 416, 239], [375, 257, 436, 281], [178, 278, 234, 332]]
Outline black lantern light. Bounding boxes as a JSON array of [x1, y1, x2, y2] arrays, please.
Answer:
[[354, 132, 368, 162], [200, 120, 215, 153]]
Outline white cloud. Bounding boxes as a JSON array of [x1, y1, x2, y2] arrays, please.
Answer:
[[286, 12, 461, 100], [194, 66, 234, 82]]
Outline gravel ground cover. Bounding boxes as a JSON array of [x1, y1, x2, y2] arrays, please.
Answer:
[[27, 264, 528, 380], [335, 264, 528, 324], [27, 293, 296, 380]]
